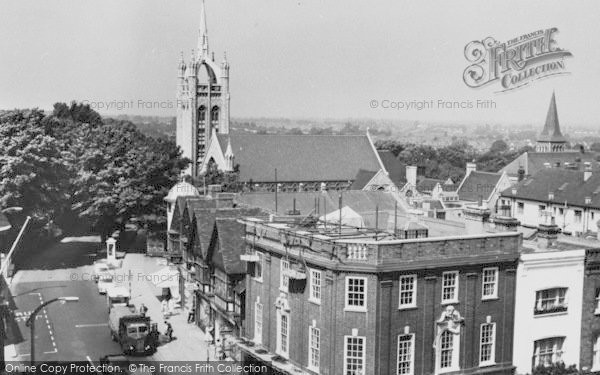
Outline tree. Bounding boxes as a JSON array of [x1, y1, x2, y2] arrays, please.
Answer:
[[490, 139, 508, 153], [0, 109, 73, 223], [590, 142, 600, 153], [200, 159, 242, 193], [1, 103, 191, 240]]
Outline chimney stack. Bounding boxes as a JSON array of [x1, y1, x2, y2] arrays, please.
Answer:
[[518, 166, 525, 182], [537, 217, 560, 249], [584, 162, 592, 182], [466, 162, 477, 177], [406, 166, 417, 187], [463, 205, 491, 234], [493, 204, 520, 232]]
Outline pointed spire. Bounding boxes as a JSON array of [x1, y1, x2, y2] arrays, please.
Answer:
[[538, 91, 566, 143], [198, 0, 209, 57]]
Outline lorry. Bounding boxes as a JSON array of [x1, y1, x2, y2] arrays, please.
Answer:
[[108, 305, 154, 355], [107, 285, 130, 311]]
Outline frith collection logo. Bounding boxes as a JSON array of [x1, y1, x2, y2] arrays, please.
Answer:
[[463, 28, 573, 92]]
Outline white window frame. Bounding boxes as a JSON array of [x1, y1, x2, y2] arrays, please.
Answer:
[[481, 268, 498, 300], [593, 336, 600, 371], [517, 202, 524, 215], [441, 271, 459, 304], [479, 322, 496, 366], [397, 334, 415, 375], [436, 330, 460, 373], [309, 269, 322, 305], [252, 252, 263, 283], [345, 276, 368, 312], [534, 287, 568, 315], [399, 274, 417, 309], [280, 259, 290, 292], [344, 335, 366, 375], [533, 337, 564, 368], [276, 309, 290, 358], [254, 300, 263, 345], [308, 326, 321, 372], [575, 210, 583, 223]]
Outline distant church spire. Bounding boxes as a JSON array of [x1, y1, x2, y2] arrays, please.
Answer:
[[536, 92, 567, 153], [198, 0, 209, 57]]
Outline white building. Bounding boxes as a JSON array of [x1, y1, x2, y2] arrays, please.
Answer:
[[513, 223, 586, 374], [500, 167, 600, 236]]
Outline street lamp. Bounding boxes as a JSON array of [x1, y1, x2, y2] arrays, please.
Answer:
[[25, 296, 79, 364]]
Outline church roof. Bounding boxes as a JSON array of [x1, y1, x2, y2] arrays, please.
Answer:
[[215, 132, 382, 183], [377, 150, 407, 186], [349, 169, 378, 190], [537, 92, 566, 143]]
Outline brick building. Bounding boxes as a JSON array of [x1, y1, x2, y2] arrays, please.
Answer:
[[237, 213, 521, 375]]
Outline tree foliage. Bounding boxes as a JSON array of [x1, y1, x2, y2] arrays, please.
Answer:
[[198, 158, 242, 193], [375, 139, 531, 182], [0, 102, 189, 238]]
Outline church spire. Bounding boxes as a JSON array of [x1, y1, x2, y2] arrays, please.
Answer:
[[536, 91, 567, 152], [198, 0, 209, 58], [540, 91, 563, 139]]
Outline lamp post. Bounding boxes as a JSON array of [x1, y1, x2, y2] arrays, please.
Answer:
[[25, 297, 79, 365]]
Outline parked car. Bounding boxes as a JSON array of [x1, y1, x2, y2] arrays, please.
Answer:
[[97, 275, 114, 294]]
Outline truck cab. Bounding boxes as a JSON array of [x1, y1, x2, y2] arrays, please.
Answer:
[[109, 306, 154, 355]]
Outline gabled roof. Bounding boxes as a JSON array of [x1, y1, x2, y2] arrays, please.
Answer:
[[501, 168, 600, 209], [194, 206, 264, 257], [212, 218, 247, 275], [215, 132, 383, 182], [349, 169, 378, 190], [416, 178, 445, 193], [457, 171, 503, 202], [377, 150, 407, 186], [537, 92, 566, 143]]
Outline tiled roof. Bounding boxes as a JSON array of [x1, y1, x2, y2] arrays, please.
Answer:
[[349, 169, 377, 190], [502, 151, 600, 177], [501, 168, 600, 209], [212, 218, 247, 274], [457, 171, 503, 202], [377, 150, 406, 186], [192, 204, 263, 258], [216, 132, 382, 182], [416, 178, 445, 193]]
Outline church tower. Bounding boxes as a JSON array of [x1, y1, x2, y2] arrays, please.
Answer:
[[176, 0, 230, 177], [535, 92, 566, 153]]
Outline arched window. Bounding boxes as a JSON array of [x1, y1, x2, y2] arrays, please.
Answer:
[[211, 106, 220, 132], [198, 106, 206, 123]]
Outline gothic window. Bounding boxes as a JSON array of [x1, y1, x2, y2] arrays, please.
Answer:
[[198, 106, 206, 123], [211, 106, 220, 132]]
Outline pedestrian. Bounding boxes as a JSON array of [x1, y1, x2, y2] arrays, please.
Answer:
[[187, 308, 195, 323], [139, 303, 148, 317], [161, 298, 169, 318], [148, 323, 159, 352], [164, 321, 173, 342]]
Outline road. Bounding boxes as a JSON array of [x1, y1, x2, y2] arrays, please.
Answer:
[[7, 236, 124, 363]]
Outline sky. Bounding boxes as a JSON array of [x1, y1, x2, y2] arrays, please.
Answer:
[[1, 0, 599, 126]]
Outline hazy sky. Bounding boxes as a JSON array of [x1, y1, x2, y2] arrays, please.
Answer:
[[1, 0, 599, 126]]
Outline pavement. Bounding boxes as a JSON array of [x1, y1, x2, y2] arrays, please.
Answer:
[[117, 254, 217, 363], [4, 236, 217, 367]]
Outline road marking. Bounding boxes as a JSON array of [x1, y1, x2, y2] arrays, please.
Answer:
[[75, 323, 108, 328], [43, 349, 57, 354]]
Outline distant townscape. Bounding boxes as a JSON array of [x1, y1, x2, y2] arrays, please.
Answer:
[[2, 2, 600, 375]]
